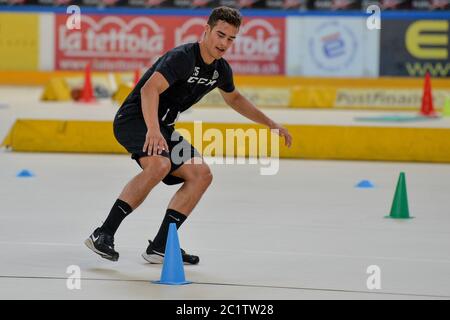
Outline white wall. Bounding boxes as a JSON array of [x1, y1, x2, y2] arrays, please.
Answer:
[[38, 13, 55, 71], [286, 16, 380, 77]]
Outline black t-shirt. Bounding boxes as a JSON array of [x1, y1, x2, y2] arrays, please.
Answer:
[[119, 42, 235, 126]]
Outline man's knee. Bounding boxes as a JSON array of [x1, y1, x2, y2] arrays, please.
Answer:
[[141, 156, 171, 181], [200, 168, 213, 187], [188, 164, 213, 188]]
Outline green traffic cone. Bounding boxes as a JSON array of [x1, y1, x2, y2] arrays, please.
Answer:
[[386, 172, 413, 219], [443, 97, 450, 117]]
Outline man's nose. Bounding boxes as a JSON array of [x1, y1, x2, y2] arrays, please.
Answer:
[[219, 38, 228, 47]]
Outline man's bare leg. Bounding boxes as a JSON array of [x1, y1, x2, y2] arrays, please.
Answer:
[[119, 155, 171, 209], [167, 157, 213, 215], [100, 155, 171, 235], [147, 157, 212, 260], [94, 155, 171, 235], [85, 155, 172, 261]]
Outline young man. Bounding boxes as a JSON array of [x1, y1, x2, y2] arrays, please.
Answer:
[[85, 6, 292, 264]]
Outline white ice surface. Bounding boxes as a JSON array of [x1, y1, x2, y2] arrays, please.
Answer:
[[1, 151, 450, 300]]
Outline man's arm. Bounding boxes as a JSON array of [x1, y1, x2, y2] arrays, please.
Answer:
[[140, 71, 170, 155], [220, 88, 292, 147]]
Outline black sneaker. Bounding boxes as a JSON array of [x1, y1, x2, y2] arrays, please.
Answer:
[[142, 240, 199, 265], [84, 228, 119, 262]]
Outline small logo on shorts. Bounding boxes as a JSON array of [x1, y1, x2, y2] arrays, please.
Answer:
[[212, 70, 219, 80]]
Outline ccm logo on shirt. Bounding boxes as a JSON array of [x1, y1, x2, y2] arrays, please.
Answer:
[[187, 77, 217, 86], [187, 67, 218, 86]]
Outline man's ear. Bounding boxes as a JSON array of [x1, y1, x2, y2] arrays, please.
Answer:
[[205, 24, 211, 35], [202, 24, 211, 41]]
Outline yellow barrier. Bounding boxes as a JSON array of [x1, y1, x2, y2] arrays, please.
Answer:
[[2, 119, 126, 154], [3, 119, 450, 163], [2, 71, 450, 89], [3, 70, 450, 110], [1, 129, 12, 148], [290, 86, 336, 108], [195, 87, 291, 108], [236, 76, 450, 89]]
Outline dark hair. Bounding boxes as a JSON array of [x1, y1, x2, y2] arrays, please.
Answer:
[[207, 6, 242, 29]]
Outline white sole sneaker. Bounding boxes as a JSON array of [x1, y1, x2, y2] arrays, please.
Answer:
[[85, 238, 118, 262], [142, 252, 164, 264], [142, 252, 198, 265]]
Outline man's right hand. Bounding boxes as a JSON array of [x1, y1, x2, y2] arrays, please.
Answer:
[[143, 129, 169, 156]]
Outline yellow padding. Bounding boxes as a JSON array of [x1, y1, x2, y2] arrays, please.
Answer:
[[175, 122, 277, 158], [112, 83, 133, 105], [41, 78, 72, 101], [195, 87, 291, 108], [179, 123, 450, 162], [280, 125, 450, 162], [234, 76, 450, 89], [3, 119, 450, 163], [110, 85, 291, 108], [3, 71, 450, 89], [0, 71, 130, 86], [290, 86, 336, 108], [4, 119, 126, 153]]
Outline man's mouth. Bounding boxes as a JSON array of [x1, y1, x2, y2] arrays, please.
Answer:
[[216, 47, 225, 53]]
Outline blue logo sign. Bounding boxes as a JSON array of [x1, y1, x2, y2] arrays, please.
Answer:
[[308, 21, 358, 72]]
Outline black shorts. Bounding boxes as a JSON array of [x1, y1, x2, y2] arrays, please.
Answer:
[[113, 112, 201, 185]]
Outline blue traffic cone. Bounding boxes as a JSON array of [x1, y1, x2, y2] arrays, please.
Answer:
[[16, 170, 34, 178], [356, 180, 374, 188], [152, 223, 191, 285]]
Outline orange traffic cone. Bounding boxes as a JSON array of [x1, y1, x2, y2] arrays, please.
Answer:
[[420, 72, 436, 117], [134, 69, 141, 86], [80, 62, 95, 103]]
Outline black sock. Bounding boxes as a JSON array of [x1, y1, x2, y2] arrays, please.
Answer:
[[99, 199, 133, 236], [152, 209, 187, 250]]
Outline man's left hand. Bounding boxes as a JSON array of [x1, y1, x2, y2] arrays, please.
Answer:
[[270, 122, 292, 148]]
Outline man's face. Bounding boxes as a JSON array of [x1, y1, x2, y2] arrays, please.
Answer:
[[204, 20, 239, 59]]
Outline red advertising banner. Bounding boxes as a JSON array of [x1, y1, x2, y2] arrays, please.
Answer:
[[55, 14, 173, 71], [55, 14, 285, 75], [170, 16, 286, 75]]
